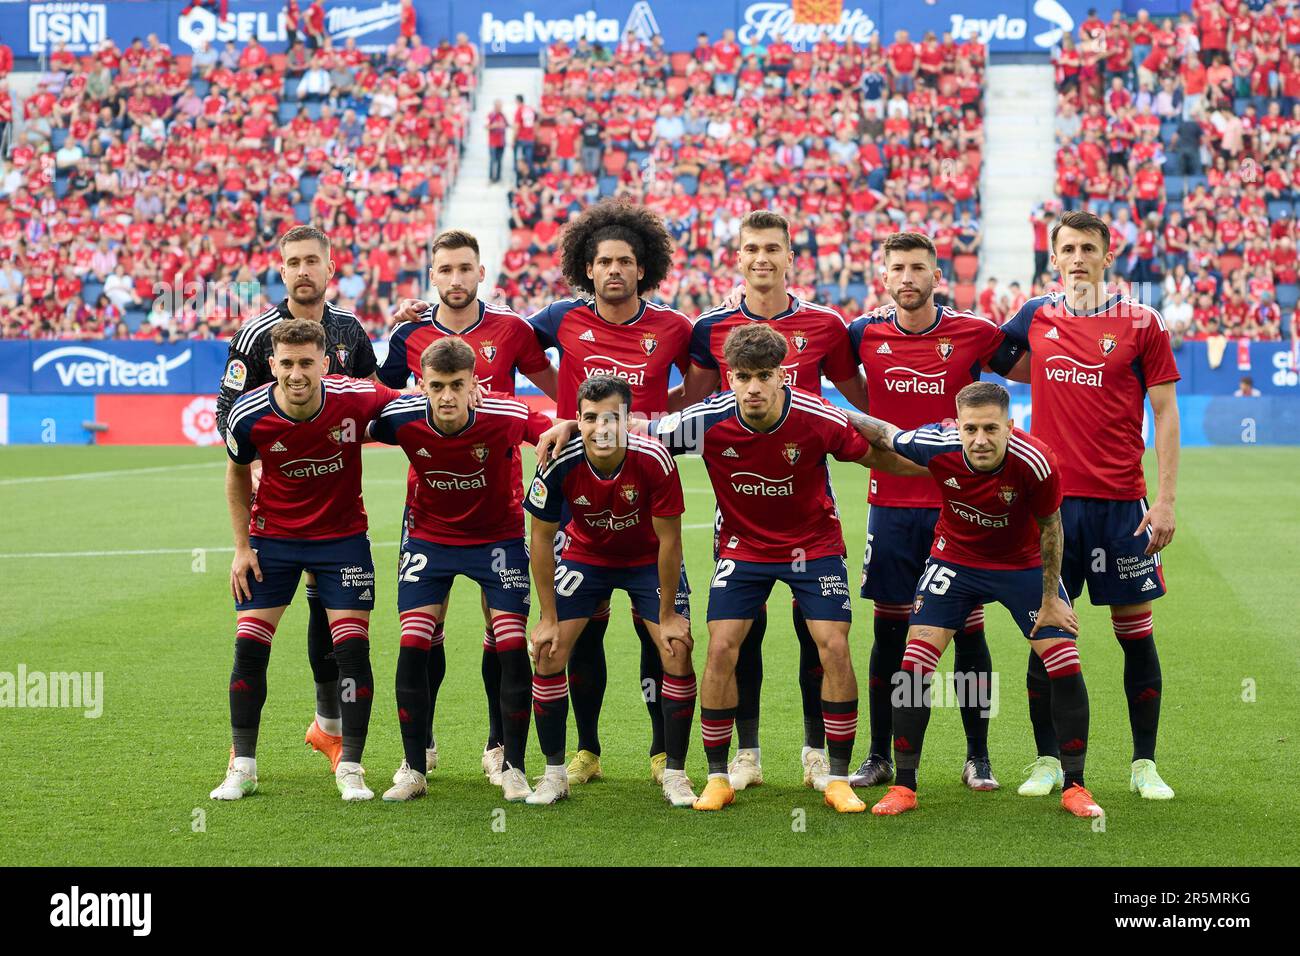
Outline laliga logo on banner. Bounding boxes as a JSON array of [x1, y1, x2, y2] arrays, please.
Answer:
[[32, 347, 192, 388], [182, 397, 221, 446]]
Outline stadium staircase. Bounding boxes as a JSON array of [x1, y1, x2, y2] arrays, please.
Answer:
[[438, 67, 540, 295], [978, 63, 1057, 290]]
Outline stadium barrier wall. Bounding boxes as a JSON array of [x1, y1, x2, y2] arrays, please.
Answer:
[[0, 339, 1295, 444], [6, 0, 1124, 59]]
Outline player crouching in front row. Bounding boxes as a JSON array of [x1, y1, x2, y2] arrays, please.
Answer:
[[524, 375, 698, 807], [851, 382, 1103, 819], [212, 319, 402, 802]]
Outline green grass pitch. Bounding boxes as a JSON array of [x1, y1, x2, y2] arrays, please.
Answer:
[[1, 443, 1296, 866]]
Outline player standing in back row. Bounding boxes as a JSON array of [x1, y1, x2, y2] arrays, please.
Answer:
[[378, 229, 557, 788], [846, 232, 1009, 792], [677, 209, 874, 794], [215, 225, 378, 780], [211, 319, 400, 802], [990, 210, 1180, 800]]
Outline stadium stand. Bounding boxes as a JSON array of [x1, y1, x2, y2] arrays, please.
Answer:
[[1048, 0, 1300, 342], [499, 27, 989, 320], [0, 28, 478, 340]]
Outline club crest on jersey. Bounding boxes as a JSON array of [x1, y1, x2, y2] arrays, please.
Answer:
[[782, 443, 801, 465], [640, 333, 658, 355], [479, 342, 497, 363], [327, 426, 344, 445], [999, 484, 1018, 505], [471, 443, 489, 463], [334, 345, 350, 369], [1099, 332, 1118, 356], [913, 594, 924, 614], [791, 332, 809, 352], [620, 483, 639, 504], [936, 337, 954, 361]]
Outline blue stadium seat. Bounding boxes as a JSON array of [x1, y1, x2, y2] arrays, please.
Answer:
[[598, 175, 619, 196], [843, 282, 868, 303], [265, 282, 287, 302], [1159, 120, 1178, 145], [54, 176, 69, 198], [1278, 284, 1299, 312], [298, 174, 318, 199], [124, 309, 148, 332], [676, 174, 698, 196], [82, 281, 105, 305], [304, 100, 323, 121], [628, 150, 650, 167], [51, 127, 69, 150], [1166, 175, 1185, 201], [1267, 200, 1293, 221], [190, 79, 210, 98], [277, 101, 298, 124], [1184, 174, 1208, 194], [292, 202, 311, 221]]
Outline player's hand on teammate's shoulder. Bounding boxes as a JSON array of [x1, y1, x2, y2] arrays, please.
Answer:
[[392, 297, 432, 324], [535, 419, 579, 466], [720, 284, 744, 310], [1135, 499, 1175, 556], [1031, 596, 1079, 638], [230, 546, 263, 603]]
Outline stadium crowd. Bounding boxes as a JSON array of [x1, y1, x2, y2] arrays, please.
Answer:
[[496, 27, 989, 321], [0, 14, 477, 341], [1049, 0, 1300, 342]]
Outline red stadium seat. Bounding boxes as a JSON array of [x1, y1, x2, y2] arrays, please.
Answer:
[[954, 255, 979, 283], [792, 52, 813, 72], [666, 76, 689, 99], [175, 55, 192, 75], [1218, 254, 1243, 275], [953, 282, 977, 311], [931, 200, 954, 217], [534, 253, 555, 270], [670, 52, 692, 76], [905, 200, 929, 218], [512, 228, 533, 246], [269, 53, 287, 72], [603, 149, 628, 176]]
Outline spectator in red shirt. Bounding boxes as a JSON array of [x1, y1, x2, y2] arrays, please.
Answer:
[[400, 0, 417, 40], [513, 94, 536, 174], [487, 100, 508, 183], [888, 29, 919, 95], [303, 0, 326, 50]]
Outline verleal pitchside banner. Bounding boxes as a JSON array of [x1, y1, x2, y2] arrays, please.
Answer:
[[1, 0, 1122, 57]]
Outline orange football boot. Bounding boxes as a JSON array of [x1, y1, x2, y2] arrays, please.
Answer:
[[305, 719, 342, 772], [871, 785, 919, 815], [1061, 784, 1104, 818]]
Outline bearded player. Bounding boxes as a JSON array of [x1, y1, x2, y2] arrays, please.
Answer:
[[846, 231, 1012, 792], [850, 382, 1103, 820], [214, 225, 378, 779], [379, 229, 557, 786], [990, 211, 1179, 801]]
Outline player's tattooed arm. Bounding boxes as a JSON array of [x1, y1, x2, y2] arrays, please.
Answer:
[[1031, 510, 1079, 637], [843, 409, 902, 453], [226, 461, 262, 603]]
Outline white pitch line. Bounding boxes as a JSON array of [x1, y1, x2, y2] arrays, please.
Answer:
[[0, 541, 404, 559], [0, 461, 225, 486]]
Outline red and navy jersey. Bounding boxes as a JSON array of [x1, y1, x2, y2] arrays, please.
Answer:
[[528, 297, 693, 418], [848, 306, 1005, 508], [653, 386, 870, 563], [378, 300, 551, 392], [225, 375, 400, 540], [995, 292, 1180, 500], [891, 423, 1062, 571], [525, 434, 684, 567], [689, 295, 858, 396], [369, 393, 551, 545]]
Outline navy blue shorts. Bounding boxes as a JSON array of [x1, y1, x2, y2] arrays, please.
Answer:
[[398, 536, 531, 615], [860, 504, 941, 602], [236, 533, 375, 612], [1060, 497, 1167, 606], [909, 557, 1072, 640], [707, 555, 853, 622], [553, 557, 691, 623]]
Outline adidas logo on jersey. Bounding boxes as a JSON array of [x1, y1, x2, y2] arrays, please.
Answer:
[[722, 447, 739, 458], [1141, 578, 1157, 592], [359, 588, 372, 601], [944, 477, 960, 488], [270, 440, 287, 452], [1045, 327, 1060, 340], [579, 329, 596, 342], [876, 342, 892, 354], [417, 448, 431, 457], [574, 495, 591, 505]]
